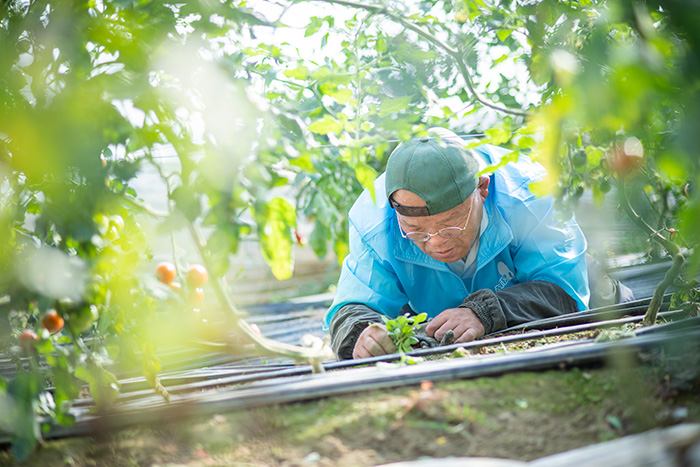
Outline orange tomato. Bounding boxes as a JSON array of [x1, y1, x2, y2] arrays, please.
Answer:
[[186, 264, 208, 288], [41, 310, 65, 334], [156, 262, 177, 284], [188, 288, 205, 307]]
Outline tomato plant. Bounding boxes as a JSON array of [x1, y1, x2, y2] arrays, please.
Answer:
[[382, 313, 428, 354]]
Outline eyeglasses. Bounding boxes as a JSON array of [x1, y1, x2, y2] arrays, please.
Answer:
[[398, 202, 474, 243]]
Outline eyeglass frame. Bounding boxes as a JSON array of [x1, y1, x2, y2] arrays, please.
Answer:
[[396, 195, 475, 243]]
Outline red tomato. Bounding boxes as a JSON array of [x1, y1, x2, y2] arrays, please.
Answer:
[[19, 329, 39, 350], [41, 310, 65, 334]]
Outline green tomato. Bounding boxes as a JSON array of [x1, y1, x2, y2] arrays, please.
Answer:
[[105, 225, 120, 242], [70, 305, 99, 333], [93, 213, 110, 235], [110, 215, 125, 232]]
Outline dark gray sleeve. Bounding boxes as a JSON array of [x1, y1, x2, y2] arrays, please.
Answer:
[[328, 303, 385, 360], [461, 280, 578, 334]]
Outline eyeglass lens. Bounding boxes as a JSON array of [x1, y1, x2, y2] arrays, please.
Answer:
[[406, 227, 463, 242]]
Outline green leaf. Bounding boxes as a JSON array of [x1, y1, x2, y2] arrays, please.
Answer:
[[283, 66, 309, 80], [592, 186, 606, 208], [324, 87, 353, 104], [658, 155, 686, 181], [528, 179, 554, 197], [353, 163, 378, 202], [484, 127, 510, 146], [304, 17, 324, 37], [586, 147, 604, 166], [412, 313, 427, 325], [309, 220, 329, 259], [530, 54, 551, 86], [378, 96, 412, 118], [74, 362, 120, 407], [5, 373, 44, 462], [606, 414, 623, 431], [517, 136, 536, 149], [334, 236, 349, 265], [382, 312, 425, 354], [493, 54, 509, 65], [478, 150, 519, 176], [258, 197, 296, 280], [308, 116, 342, 135], [289, 154, 315, 172], [497, 29, 512, 41]]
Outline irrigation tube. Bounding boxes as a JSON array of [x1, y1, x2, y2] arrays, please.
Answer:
[[70, 308, 693, 406], [3, 322, 698, 447], [76, 315, 700, 407], [495, 295, 672, 334]]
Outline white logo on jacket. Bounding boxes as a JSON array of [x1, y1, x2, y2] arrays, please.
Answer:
[[495, 262, 514, 291]]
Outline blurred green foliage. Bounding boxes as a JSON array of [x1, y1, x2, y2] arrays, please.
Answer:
[[1, 0, 699, 461]]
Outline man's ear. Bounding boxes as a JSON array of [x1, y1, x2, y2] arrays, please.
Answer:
[[477, 176, 490, 199]]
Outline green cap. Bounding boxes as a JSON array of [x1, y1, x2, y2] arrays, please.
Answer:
[[385, 130, 480, 217]]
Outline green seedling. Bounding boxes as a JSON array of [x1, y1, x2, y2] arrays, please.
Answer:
[[382, 313, 428, 353]]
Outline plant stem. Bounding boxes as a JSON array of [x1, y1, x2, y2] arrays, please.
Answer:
[[186, 222, 333, 367], [618, 175, 683, 325], [120, 193, 169, 218], [644, 252, 684, 325]]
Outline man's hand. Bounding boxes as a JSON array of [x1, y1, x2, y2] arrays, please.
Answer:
[[425, 307, 485, 343], [352, 323, 397, 359]]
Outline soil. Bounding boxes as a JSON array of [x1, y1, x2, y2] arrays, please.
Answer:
[[2, 360, 699, 467]]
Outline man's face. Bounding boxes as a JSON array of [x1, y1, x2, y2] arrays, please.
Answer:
[[393, 179, 488, 263]]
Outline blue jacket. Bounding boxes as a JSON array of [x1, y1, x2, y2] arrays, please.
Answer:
[[324, 145, 590, 331]]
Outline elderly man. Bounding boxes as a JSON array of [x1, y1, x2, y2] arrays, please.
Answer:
[[324, 128, 630, 360]]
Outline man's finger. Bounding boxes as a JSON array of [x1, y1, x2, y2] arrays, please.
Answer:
[[454, 327, 479, 343], [425, 315, 448, 336], [353, 326, 396, 359], [369, 332, 396, 355], [367, 326, 397, 353], [430, 321, 455, 342]]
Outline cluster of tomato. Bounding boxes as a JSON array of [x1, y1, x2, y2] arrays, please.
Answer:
[[18, 261, 258, 350], [155, 261, 264, 343], [18, 309, 66, 351], [155, 261, 209, 308]]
